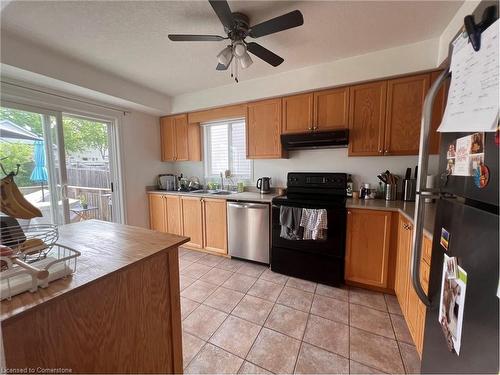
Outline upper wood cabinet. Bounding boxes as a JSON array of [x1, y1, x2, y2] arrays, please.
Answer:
[[384, 74, 430, 155], [345, 208, 392, 288], [160, 114, 201, 162], [180, 196, 204, 249], [202, 198, 227, 254], [148, 194, 166, 232], [348, 81, 387, 156], [247, 98, 285, 159], [314, 87, 349, 131], [429, 70, 447, 155], [282, 93, 314, 134], [160, 117, 176, 162]]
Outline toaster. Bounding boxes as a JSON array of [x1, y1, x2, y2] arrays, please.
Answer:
[[158, 174, 177, 191]]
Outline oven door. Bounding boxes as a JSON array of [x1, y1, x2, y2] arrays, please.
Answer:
[[271, 200, 346, 258]]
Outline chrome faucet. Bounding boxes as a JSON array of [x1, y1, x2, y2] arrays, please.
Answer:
[[220, 172, 224, 190]]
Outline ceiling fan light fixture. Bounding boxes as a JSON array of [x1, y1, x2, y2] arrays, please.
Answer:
[[233, 41, 247, 57], [239, 52, 253, 69], [217, 46, 233, 66]]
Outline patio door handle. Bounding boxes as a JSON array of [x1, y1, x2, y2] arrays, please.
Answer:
[[110, 182, 114, 193]]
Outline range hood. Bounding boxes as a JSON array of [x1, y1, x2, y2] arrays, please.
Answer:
[[281, 129, 349, 151]]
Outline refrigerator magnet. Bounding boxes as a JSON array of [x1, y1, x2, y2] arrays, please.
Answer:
[[440, 228, 450, 251], [438, 254, 468, 356], [473, 162, 490, 188]]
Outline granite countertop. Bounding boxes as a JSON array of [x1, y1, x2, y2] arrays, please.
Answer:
[[147, 190, 279, 203], [0, 220, 188, 321], [347, 198, 436, 238]]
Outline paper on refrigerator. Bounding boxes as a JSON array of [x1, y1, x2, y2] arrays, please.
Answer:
[[438, 19, 499, 133]]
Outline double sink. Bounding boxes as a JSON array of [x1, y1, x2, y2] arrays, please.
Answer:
[[189, 189, 237, 196]]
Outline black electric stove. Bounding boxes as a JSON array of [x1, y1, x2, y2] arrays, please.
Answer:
[[271, 172, 347, 286]]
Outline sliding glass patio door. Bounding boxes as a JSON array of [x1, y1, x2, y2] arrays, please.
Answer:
[[0, 105, 68, 225], [1, 104, 121, 224]]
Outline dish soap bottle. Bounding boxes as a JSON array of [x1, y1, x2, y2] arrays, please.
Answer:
[[346, 174, 354, 197]]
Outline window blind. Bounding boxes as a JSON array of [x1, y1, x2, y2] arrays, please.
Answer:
[[203, 119, 252, 180]]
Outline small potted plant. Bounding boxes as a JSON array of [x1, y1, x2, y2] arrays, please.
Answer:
[[79, 194, 88, 209]]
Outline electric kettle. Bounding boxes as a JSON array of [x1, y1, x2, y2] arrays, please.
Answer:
[[256, 177, 271, 194]]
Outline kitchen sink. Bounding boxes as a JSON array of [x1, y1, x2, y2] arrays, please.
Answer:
[[189, 189, 236, 195]]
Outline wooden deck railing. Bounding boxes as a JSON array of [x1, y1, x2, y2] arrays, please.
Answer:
[[67, 186, 112, 222]]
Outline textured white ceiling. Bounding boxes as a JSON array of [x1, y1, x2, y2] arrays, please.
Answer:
[[1, 1, 462, 96]]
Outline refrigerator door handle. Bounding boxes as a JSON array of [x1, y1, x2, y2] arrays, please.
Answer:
[[411, 68, 451, 308]]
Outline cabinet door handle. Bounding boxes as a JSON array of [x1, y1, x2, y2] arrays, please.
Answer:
[[384, 150, 389, 155], [347, 210, 351, 215], [378, 149, 383, 154]]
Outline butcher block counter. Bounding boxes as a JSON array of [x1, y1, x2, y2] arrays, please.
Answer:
[[1, 220, 189, 374]]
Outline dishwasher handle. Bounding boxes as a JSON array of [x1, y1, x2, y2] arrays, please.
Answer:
[[228, 202, 268, 209]]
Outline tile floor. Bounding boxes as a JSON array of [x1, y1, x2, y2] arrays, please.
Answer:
[[178, 247, 421, 374]]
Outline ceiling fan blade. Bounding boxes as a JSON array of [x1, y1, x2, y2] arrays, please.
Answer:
[[249, 10, 304, 38], [208, 0, 235, 30], [246, 42, 284, 67], [168, 34, 225, 41]]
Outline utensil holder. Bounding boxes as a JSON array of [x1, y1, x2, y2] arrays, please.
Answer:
[[385, 184, 397, 201]]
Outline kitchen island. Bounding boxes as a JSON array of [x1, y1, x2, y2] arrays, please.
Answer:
[[1, 220, 189, 373]]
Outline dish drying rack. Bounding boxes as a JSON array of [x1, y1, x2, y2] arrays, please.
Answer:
[[1, 223, 81, 300]]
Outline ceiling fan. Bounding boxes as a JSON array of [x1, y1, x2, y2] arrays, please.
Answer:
[[168, 0, 304, 81]]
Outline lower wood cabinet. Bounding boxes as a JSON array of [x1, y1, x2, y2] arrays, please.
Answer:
[[149, 194, 228, 254], [202, 198, 227, 254], [394, 214, 432, 357], [180, 196, 204, 249], [165, 195, 182, 236], [345, 209, 392, 288], [149, 194, 167, 232]]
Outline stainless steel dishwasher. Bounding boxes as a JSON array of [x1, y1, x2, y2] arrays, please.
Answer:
[[227, 201, 270, 264]]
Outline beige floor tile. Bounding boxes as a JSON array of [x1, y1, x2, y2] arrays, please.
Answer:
[[181, 262, 213, 279], [385, 294, 403, 315], [239, 262, 268, 278], [295, 342, 349, 374], [197, 253, 225, 267], [216, 258, 245, 272], [264, 304, 308, 340], [182, 251, 207, 263], [232, 295, 274, 325], [350, 327, 404, 374], [303, 314, 349, 357], [179, 258, 194, 271], [350, 304, 395, 339], [286, 277, 317, 293], [200, 268, 233, 286], [277, 286, 314, 312], [349, 287, 387, 311], [222, 273, 258, 293], [180, 274, 197, 291], [311, 294, 349, 324], [238, 361, 272, 374], [391, 313, 414, 344], [247, 328, 301, 374], [183, 304, 228, 340], [185, 343, 243, 374], [182, 332, 205, 368], [247, 279, 284, 302], [203, 287, 245, 313], [349, 360, 386, 374], [181, 297, 200, 320], [210, 316, 261, 358], [315, 283, 349, 302], [259, 268, 289, 285], [181, 280, 218, 303], [399, 341, 421, 374], [179, 247, 191, 256]]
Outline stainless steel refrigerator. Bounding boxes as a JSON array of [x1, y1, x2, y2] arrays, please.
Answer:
[[411, 2, 499, 373]]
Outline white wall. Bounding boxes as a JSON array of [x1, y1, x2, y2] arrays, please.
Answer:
[[120, 111, 172, 227], [170, 149, 439, 191], [171, 38, 439, 114]]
